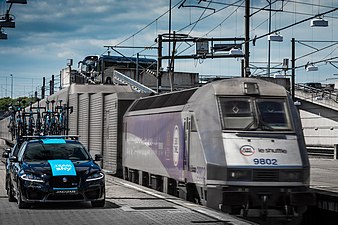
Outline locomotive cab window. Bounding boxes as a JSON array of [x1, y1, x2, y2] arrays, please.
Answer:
[[218, 97, 292, 131], [218, 98, 254, 130], [256, 99, 292, 130]]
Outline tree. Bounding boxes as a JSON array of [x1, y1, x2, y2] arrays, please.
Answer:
[[0, 97, 13, 111], [0, 96, 37, 111]]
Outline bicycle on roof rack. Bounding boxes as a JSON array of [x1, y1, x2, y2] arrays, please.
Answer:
[[7, 99, 25, 141], [6, 98, 73, 142], [21, 135, 80, 141]]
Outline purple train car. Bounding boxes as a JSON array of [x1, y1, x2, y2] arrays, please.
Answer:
[[122, 78, 315, 218]]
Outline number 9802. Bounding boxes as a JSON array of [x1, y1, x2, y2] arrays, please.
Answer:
[[253, 158, 277, 165]]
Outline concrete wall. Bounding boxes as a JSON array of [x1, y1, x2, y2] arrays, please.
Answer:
[[300, 109, 338, 146]]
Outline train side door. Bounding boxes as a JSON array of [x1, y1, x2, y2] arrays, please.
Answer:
[[184, 117, 191, 173]]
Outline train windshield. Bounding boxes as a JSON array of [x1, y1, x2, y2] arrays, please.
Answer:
[[80, 56, 98, 73], [218, 97, 292, 131]]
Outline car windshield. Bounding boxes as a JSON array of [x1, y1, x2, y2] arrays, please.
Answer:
[[23, 142, 90, 161], [218, 97, 292, 131]]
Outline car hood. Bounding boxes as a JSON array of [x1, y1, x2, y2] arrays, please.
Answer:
[[21, 160, 101, 177]]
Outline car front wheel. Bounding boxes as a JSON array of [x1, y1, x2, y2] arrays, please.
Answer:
[[7, 181, 16, 202], [17, 185, 30, 209], [91, 199, 105, 207]]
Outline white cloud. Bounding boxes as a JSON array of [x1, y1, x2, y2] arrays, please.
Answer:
[[0, 0, 338, 98]]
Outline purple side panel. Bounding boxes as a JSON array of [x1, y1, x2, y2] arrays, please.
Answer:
[[126, 112, 185, 181]]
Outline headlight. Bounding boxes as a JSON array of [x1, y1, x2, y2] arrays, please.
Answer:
[[279, 170, 302, 182], [86, 172, 104, 182], [20, 173, 44, 183], [228, 169, 251, 181]]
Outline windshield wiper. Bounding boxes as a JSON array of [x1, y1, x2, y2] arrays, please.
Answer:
[[244, 112, 274, 131], [244, 119, 257, 130], [258, 118, 274, 131], [256, 107, 274, 131]]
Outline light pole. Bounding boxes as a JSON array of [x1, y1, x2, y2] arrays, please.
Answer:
[[267, 0, 272, 77], [291, 38, 295, 101], [244, 0, 250, 77], [5, 76, 7, 97], [10, 74, 13, 99]]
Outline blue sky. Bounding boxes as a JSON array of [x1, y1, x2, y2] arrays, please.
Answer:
[[0, 0, 337, 98]]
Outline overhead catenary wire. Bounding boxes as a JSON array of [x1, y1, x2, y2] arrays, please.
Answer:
[[128, 0, 241, 59], [132, 0, 245, 58], [175, 1, 246, 56], [295, 42, 338, 61], [176, 1, 244, 56], [121, 0, 338, 64], [321, 43, 338, 62], [176, 0, 244, 34], [200, 0, 338, 19], [198, 0, 244, 37], [253, 54, 338, 77], [136, 0, 337, 57], [175, 0, 213, 52], [9, 0, 336, 98], [114, 0, 184, 47], [249, 5, 338, 76], [252, 7, 338, 43]]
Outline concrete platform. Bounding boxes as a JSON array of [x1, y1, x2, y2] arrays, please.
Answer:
[[0, 158, 253, 225], [309, 158, 338, 212], [310, 158, 338, 193]]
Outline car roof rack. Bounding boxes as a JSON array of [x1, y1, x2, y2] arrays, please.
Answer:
[[20, 135, 80, 141]]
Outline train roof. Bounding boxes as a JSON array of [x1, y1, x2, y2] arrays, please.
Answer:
[[32, 83, 134, 108], [58, 83, 132, 97], [100, 55, 157, 64], [128, 88, 197, 112], [126, 78, 289, 114], [206, 77, 288, 97]]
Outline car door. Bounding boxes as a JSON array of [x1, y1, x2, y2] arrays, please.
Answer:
[[10, 142, 27, 191]]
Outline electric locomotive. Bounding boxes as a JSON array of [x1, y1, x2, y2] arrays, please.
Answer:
[[122, 77, 315, 217]]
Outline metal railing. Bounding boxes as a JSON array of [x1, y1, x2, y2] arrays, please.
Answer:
[[113, 70, 156, 94], [307, 144, 338, 159], [295, 84, 338, 112], [295, 84, 338, 103]]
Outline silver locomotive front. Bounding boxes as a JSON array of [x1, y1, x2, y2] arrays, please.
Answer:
[[191, 78, 315, 217]]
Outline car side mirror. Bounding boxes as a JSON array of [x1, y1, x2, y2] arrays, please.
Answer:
[[2, 151, 9, 158], [9, 156, 18, 162], [94, 154, 102, 161], [2, 148, 11, 158]]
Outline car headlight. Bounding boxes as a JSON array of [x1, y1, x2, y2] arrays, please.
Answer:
[[20, 173, 44, 183], [228, 169, 251, 181], [86, 172, 104, 182], [280, 170, 302, 182]]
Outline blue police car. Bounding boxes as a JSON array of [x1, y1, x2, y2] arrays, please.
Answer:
[[6, 136, 105, 209]]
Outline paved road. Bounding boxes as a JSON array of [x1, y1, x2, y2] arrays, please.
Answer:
[[0, 151, 252, 225]]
